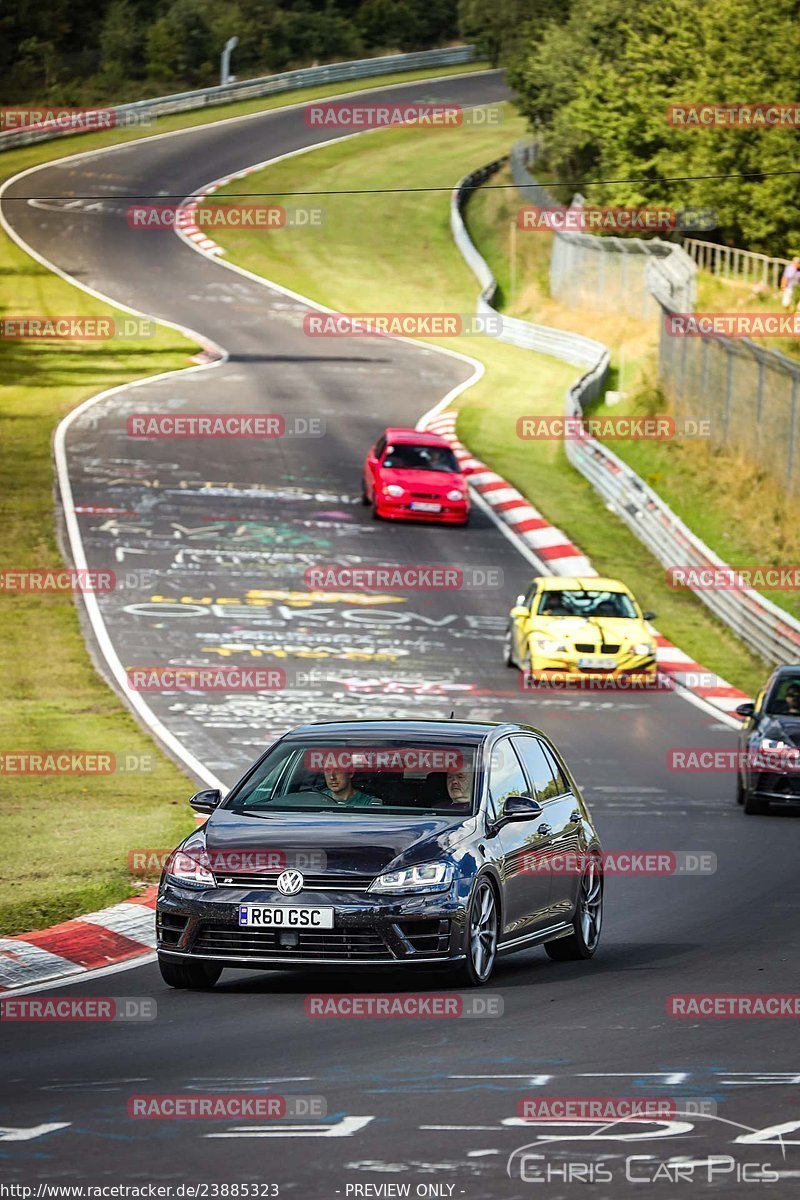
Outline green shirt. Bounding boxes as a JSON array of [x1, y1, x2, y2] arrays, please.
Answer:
[[322, 787, 382, 807]]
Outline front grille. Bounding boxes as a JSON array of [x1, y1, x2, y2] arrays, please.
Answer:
[[213, 871, 373, 892], [192, 922, 394, 960], [575, 643, 596, 653], [157, 912, 188, 947], [409, 491, 443, 500], [395, 918, 450, 956], [601, 643, 620, 654]]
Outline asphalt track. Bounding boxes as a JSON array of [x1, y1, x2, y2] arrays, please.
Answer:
[[2, 71, 799, 1197]]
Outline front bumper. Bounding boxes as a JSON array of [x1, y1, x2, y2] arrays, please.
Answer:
[[749, 770, 800, 803], [376, 498, 469, 524], [527, 651, 657, 680], [156, 881, 469, 969]]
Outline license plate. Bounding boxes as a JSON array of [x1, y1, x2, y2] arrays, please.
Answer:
[[578, 656, 615, 670], [410, 501, 441, 513], [238, 905, 334, 929]]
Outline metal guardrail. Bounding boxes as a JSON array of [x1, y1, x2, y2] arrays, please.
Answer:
[[0, 46, 478, 153], [454, 157, 800, 667], [684, 237, 789, 290]]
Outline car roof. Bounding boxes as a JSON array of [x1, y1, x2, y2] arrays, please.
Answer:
[[383, 427, 450, 446], [280, 719, 546, 745], [534, 575, 633, 593]]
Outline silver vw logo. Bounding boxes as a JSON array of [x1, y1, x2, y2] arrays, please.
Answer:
[[277, 869, 304, 896]]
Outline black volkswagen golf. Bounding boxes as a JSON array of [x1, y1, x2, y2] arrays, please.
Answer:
[[157, 720, 603, 989]]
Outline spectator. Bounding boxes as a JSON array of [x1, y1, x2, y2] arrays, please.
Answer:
[[780, 257, 800, 309]]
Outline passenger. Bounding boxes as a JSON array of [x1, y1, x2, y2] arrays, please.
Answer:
[[446, 762, 474, 808], [322, 767, 381, 806]]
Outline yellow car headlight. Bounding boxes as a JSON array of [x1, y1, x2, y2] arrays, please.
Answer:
[[632, 642, 654, 656], [535, 637, 569, 655]]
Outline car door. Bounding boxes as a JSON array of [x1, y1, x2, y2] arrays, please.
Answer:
[[511, 735, 582, 923], [486, 737, 554, 942], [364, 435, 385, 500], [511, 581, 539, 664]]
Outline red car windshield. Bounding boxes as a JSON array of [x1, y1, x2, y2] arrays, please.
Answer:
[[382, 444, 460, 473]]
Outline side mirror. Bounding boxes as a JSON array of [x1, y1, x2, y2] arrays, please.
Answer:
[[189, 788, 222, 813], [735, 702, 755, 719], [642, 610, 656, 621], [510, 604, 529, 620], [497, 794, 543, 826]]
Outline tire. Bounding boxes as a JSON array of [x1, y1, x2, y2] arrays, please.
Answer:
[[743, 789, 769, 815], [736, 774, 745, 805], [453, 877, 499, 987], [371, 500, 381, 521], [158, 956, 222, 990], [545, 855, 603, 962], [503, 625, 516, 668], [360, 482, 370, 506]]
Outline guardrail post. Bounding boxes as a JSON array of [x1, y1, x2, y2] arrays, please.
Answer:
[[788, 376, 799, 488]]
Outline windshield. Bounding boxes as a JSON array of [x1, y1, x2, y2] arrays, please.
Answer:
[[765, 676, 800, 716], [382, 443, 461, 473], [225, 741, 478, 815], [537, 589, 638, 619]]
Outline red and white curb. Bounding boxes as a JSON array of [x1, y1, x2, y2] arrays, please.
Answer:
[[0, 889, 156, 992], [422, 410, 749, 717], [178, 164, 263, 257]]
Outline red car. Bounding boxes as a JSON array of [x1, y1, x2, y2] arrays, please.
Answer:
[[362, 427, 470, 525]]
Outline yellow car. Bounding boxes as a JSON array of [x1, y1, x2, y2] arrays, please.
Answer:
[[504, 576, 657, 680]]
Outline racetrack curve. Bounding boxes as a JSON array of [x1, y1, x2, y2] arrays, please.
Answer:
[[2, 70, 799, 1196]]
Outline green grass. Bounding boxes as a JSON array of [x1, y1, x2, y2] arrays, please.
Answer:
[[202, 113, 767, 696], [0, 62, 488, 936], [467, 163, 800, 626]]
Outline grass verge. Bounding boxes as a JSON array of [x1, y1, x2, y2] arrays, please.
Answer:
[[0, 61, 488, 936], [202, 113, 767, 695], [468, 163, 800, 623]]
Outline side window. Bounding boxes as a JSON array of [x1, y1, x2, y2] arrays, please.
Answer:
[[488, 739, 529, 818], [511, 736, 560, 803], [373, 436, 386, 459], [542, 743, 571, 797]]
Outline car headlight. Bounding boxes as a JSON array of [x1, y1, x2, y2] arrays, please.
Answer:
[[632, 643, 654, 656], [535, 637, 569, 655], [446, 488, 466, 501], [384, 484, 405, 498], [166, 848, 216, 889], [368, 862, 454, 895], [759, 738, 800, 757]]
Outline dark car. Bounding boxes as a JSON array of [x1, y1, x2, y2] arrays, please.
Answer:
[[736, 666, 800, 814], [156, 720, 603, 989]]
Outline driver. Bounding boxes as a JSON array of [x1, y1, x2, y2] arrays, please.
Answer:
[[784, 683, 800, 715], [446, 762, 474, 808], [322, 768, 381, 807]]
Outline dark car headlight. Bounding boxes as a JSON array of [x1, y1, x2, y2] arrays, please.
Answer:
[[368, 862, 454, 895], [165, 849, 216, 889]]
